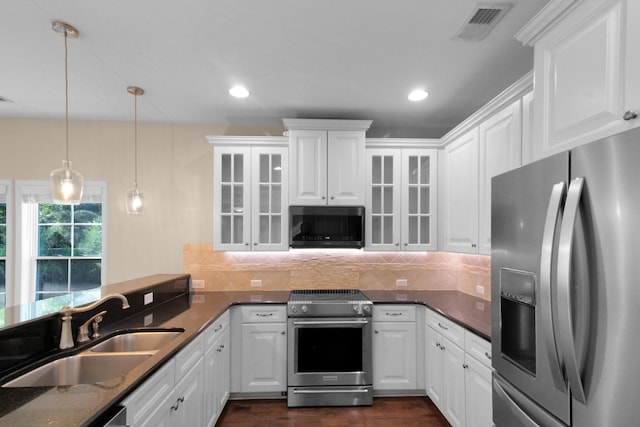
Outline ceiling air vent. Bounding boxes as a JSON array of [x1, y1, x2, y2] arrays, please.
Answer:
[[453, 3, 513, 41]]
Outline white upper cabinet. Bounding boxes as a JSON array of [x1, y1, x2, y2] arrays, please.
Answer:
[[518, 0, 640, 159], [365, 145, 438, 251], [441, 128, 479, 253], [209, 137, 289, 251], [285, 119, 372, 206], [478, 99, 523, 255]]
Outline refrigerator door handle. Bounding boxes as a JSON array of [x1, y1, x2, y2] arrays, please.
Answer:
[[540, 181, 567, 391], [493, 376, 541, 427], [557, 177, 588, 404]]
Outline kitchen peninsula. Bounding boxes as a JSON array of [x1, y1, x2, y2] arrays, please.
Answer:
[[0, 274, 489, 426]]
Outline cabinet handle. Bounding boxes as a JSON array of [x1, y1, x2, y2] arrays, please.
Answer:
[[321, 196, 326, 200], [385, 312, 403, 317], [254, 243, 258, 246], [623, 110, 638, 120], [441, 345, 446, 351], [485, 352, 492, 360], [471, 243, 477, 248], [214, 324, 223, 332], [281, 331, 286, 335], [437, 322, 448, 331], [330, 196, 335, 200], [435, 342, 441, 348], [374, 330, 379, 334], [256, 313, 274, 317], [171, 396, 185, 411], [245, 243, 249, 246], [395, 243, 400, 247], [463, 363, 469, 369]]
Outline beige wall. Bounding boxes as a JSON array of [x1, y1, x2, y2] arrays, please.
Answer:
[[0, 118, 283, 284]]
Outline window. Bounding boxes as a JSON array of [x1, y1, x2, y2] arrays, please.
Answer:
[[15, 181, 106, 305], [0, 183, 7, 309], [36, 203, 102, 301]]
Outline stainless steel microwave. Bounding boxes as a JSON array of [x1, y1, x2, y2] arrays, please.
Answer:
[[289, 206, 365, 248]]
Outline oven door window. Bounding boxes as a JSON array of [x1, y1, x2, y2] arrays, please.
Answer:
[[296, 327, 363, 372]]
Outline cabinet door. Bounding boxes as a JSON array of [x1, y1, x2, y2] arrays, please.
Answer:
[[366, 149, 401, 250], [251, 147, 289, 250], [172, 358, 204, 427], [123, 360, 175, 427], [214, 147, 251, 251], [478, 100, 522, 255], [442, 338, 466, 427], [465, 355, 493, 427], [402, 149, 438, 251], [240, 323, 287, 393], [289, 130, 327, 205], [327, 130, 365, 205], [425, 326, 444, 410], [532, 0, 640, 159], [203, 345, 218, 427], [216, 328, 231, 412], [442, 129, 479, 253], [373, 321, 417, 390]]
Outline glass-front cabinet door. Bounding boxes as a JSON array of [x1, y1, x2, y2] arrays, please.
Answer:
[[214, 147, 251, 251], [401, 149, 437, 251], [251, 147, 288, 251], [365, 147, 438, 251], [366, 149, 401, 250]]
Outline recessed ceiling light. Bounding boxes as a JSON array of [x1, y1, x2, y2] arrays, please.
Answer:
[[408, 89, 429, 102], [229, 85, 250, 98]]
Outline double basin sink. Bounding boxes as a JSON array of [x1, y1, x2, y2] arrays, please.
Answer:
[[2, 329, 184, 387]]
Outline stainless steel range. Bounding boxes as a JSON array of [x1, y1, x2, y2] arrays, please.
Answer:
[[287, 289, 373, 407]]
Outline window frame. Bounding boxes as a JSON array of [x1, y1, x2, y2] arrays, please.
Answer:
[[14, 180, 107, 306], [0, 180, 11, 309]]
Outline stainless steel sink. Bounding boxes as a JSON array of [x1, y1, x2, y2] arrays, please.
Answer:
[[90, 330, 183, 353], [2, 352, 153, 387]]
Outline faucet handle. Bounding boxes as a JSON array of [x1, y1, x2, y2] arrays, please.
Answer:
[[77, 310, 107, 343]]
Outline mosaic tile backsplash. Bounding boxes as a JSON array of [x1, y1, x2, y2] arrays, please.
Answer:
[[183, 244, 491, 301]]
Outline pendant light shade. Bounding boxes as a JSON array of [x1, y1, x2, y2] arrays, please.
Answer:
[[49, 21, 83, 205], [125, 86, 144, 214]]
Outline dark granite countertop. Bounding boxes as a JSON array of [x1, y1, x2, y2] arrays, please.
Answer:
[[0, 288, 489, 426]]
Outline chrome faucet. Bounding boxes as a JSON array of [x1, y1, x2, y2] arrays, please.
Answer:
[[77, 310, 107, 343], [59, 294, 130, 349]]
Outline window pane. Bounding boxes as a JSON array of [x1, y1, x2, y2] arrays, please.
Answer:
[[271, 216, 281, 244], [221, 185, 231, 213], [259, 185, 269, 214], [420, 187, 430, 214], [70, 259, 101, 291], [39, 204, 71, 224], [408, 217, 418, 244], [372, 187, 381, 214], [420, 157, 430, 184], [383, 216, 393, 244], [74, 204, 102, 223], [372, 156, 381, 184], [259, 154, 269, 183], [272, 185, 281, 214], [0, 225, 5, 257], [74, 225, 102, 256], [0, 260, 5, 292], [221, 154, 231, 182], [37, 260, 68, 292], [259, 216, 269, 244], [408, 156, 418, 185], [0, 204, 5, 223], [233, 154, 244, 183], [220, 216, 231, 243], [408, 188, 418, 214], [383, 156, 393, 184], [39, 225, 71, 256], [233, 216, 243, 243], [371, 216, 381, 244], [233, 185, 243, 211], [420, 217, 430, 244], [272, 155, 282, 183], [383, 186, 393, 214]]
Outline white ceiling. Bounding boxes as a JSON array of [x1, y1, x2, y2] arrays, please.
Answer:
[[0, 0, 548, 138]]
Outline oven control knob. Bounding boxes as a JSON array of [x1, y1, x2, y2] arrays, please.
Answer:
[[301, 305, 308, 313], [363, 305, 371, 313], [353, 305, 361, 314], [290, 305, 297, 313]]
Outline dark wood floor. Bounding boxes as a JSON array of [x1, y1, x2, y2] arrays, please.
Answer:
[[216, 397, 450, 427]]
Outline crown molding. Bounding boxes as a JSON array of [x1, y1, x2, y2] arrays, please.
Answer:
[[515, 0, 585, 46]]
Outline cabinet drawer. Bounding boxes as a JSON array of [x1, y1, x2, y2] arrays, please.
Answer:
[[174, 334, 203, 379], [373, 304, 416, 322], [239, 304, 287, 323], [123, 359, 175, 426], [205, 310, 230, 350], [426, 309, 464, 347], [464, 330, 492, 368]]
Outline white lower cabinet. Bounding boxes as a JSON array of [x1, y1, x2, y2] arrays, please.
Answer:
[[231, 305, 287, 395], [123, 334, 204, 427], [425, 308, 492, 427], [204, 311, 230, 427], [372, 305, 418, 391]]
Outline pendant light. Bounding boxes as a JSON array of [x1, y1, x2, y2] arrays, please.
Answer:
[[49, 21, 84, 205], [125, 86, 144, 214]]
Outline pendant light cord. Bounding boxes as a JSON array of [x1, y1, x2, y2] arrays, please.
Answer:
[[134, 92, 138, 187], [64, 29, 70, 163]]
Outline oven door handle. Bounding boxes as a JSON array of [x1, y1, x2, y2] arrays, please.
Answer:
[[292, 320, 369, 325], [292, 388, 370, 394]]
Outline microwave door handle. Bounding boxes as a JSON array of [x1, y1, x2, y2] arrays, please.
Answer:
[[557, 177, 588, 404], [540, 181, 567, 391]]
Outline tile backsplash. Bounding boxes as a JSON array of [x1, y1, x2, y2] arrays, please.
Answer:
[[183, 244, 491, 301]]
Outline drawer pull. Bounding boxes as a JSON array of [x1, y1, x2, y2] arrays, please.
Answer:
[[214, 324, 223, 332], [463, 363, 469, 369], [256, 313, 274, 317], [386, 312, 403, 316], [438, 322, 449, 330], [485, 352, 492, 360]]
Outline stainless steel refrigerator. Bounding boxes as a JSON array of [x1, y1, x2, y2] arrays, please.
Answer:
[[491, 126, 640, 427]]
